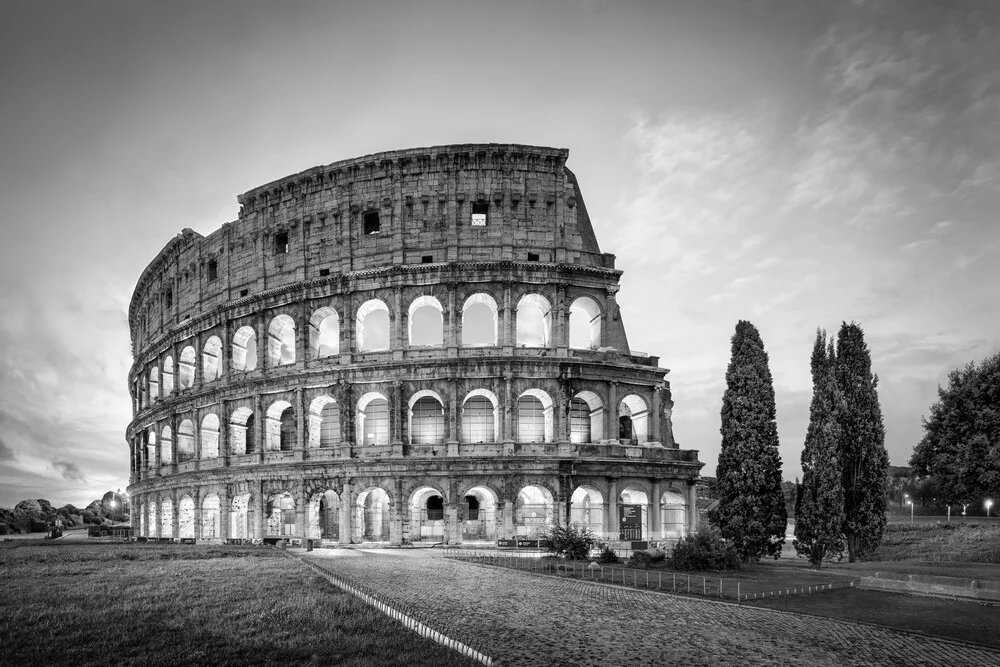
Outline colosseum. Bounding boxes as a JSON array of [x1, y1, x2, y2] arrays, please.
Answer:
[[125, 143, 704, 547]]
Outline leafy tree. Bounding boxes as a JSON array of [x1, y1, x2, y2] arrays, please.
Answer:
[[794, 330, 846, 568], [911, 353, 1000, 509], [836, 322, 889, 561], [708, 320, 787, 561], [538, 525, 596, 560]]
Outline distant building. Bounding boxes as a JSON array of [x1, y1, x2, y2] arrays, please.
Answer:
[[126, 144, 704, 545]]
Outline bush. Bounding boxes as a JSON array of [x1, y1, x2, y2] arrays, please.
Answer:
[[596, 544, 620, 564], [669, 525, 741, 571], [538, 525, 597, 560], [628, 551, 654, 569]]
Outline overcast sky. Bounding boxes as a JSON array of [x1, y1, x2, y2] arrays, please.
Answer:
[[1, 0, 998, 508]]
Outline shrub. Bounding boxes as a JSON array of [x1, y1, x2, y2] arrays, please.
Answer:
[[538, 525, 597, 560], [669, 525, 741, 571], [628, 550, 654, 569], [596, 544, 620, 564]]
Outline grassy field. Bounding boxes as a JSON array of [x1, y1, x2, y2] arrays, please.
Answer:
[[0, 541, 477, 667], [869, 523, 1000, 562]]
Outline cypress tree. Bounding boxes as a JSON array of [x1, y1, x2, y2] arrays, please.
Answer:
[[794, 330, 846, 568], [836, 322, 889, 561], [708, 320, 788, 562]]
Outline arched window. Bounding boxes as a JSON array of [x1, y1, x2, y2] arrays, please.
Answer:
[[408, 296, 444, 347], [145, 428, 156, 468], [202, 493, 221, 539], [461, 390, 499, 443], [308, 395, 340, 448], [570, 486, 604, 534], [177, 420, 195, 462], [356, 299, 390, 352], [462, 293, 498, 347], [202, 336, 222, 381], [570, 390, 605, 443], [619, 394, 649, 444], [267, 315, 296, 366], [357, 392, 389, 446], [200, 413, 220, 459], [159, 426, 172, 466], [162, 356, 174, 395], [515, 485, 554, 538], [230, 493, 250, 540], [178, 496, 195, 538], [229, 407, 253, 456], [408, 486, 445, 542], [160, 498, 174, 538], [231, 326, 257, 372], [266, 492, 296, 537], [355, 488, 390, 542], [569, 296, 602, 349], [517, 389, 553, 443], [309, 307, 340, 358], [148, 367, 159, 403], [409, 392, 445, 445], [516, 293, 552, 347], [265, 400, 295, 451], [661, 489, 687, 538], [178, 346, 196, 389]]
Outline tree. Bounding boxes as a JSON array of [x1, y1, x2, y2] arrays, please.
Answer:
[[910, 352, 1000, 509], [794, 330, 846, 568], [538, 525, 596, 560], [708, 320, 787, 561], [836, 322, 889, 561]]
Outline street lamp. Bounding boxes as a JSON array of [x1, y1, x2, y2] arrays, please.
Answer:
[[906, 499, 914, 524], [987, 499, 994, 518], [903, 492, 908, 509]]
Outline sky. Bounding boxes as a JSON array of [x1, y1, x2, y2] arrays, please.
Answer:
[[1, 0, 998, 508]]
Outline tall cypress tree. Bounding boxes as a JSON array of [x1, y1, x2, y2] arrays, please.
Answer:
[[836, 322, 889, 561], [709, 320, 787, 562], [794, 330, 846, 568]]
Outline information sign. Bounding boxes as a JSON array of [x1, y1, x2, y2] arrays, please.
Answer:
[[619, 504, 642, 541]]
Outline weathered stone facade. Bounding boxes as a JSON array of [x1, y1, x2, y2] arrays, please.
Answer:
[[126, 144, 703, 545]]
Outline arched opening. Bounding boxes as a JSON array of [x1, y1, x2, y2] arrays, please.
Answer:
[[178, 496, 195, 538], [408, 296, 444, 347], [569, 296, 602, 350], [356, 299, 390, 352], [618, 394, 649, 444], [267, 314, 296, 366], [308, 395, 340, 449], [178, 346, 196, 389], [162, 356, 174, 395], [461, 390, 499, 443], [202, 336, 222, 382], [570, 390, 605, 443], [516, 293, 552, 347], [229, 407, 253, 456], [461, 485, 498, 542], [570, 486, 604, 535], [160, 498, 174, 538], [140, 502, 147, 537], [265, 400, 295, 451], [144, 429, 156, 469], [148, 367, 159, 403], [307, 490, 340, 540], [177, 420, 195, 463], [146, 503, 156, 538], [619, 486, 650, 540], [231, 326, 257, 372], [200, 414, 220, 459], [354, 487, 390, 542], [517, 389, 553, 443], [159, 426, 172, 466], [661, 489, 687, 539], [266, 492, 296, 537], [408, 392, 444, 445], [230, 493, 250, 540], [309, 307, 340, 358], [409, 486, 445, 542], [202, 493, 221, 540], [356, 392, 389, 446], [462, 293, 498, 347], [515, 485, 554, 538]]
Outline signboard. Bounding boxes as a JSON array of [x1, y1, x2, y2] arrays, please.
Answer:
[[631, 541, 649, 551], [496, 539, 516, 548], [516, 539, 539, 549], [471, 213, 487, 226], [619, 504, 642, 541]]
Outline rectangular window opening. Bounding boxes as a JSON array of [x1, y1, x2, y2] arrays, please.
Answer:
[[239, 289, 249, 298], [471, 201, 488, 226], [363, 211, 381, 235], [208, 259, 218, 281], [421, 255, 433, 264], [165, 289, 173, 308], [274, 231, 289, 255], [319, 268, 330, 277], [527, 252, 540, 262]]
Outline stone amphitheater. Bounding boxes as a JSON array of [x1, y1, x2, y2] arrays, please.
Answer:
[[125, 144, 704, 546]]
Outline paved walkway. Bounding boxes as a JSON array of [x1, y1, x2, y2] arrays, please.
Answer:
[[301, 549, 1000, 667]]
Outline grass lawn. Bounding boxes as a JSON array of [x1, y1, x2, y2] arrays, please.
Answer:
[[0, 542, 477, 667], [868, 523, 1000, 562]]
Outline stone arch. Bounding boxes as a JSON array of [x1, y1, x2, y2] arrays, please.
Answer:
[[308, 395, 340, 449], [461, 389, 499, 443], [408, 390, 445, 445], [516, 293, 552, 347], [356, 299, 390, 352], [517, 388, 554, 443], [202, 493, 221, 539], [146, 502, 156, 538], [177, 419, 195, 462], [266, 491, 296, 537], [159, 425, 172, 466], [660, 488, 687, 539], [408, 295, 444, 347], [229, 407, 254, 455], [356, 391, 389, 446], [162, 356, 174, 395], [200, 413, 220, 459], [140, 502, 148, 537], [515, 484, 554, 538], [178, 345, 196, 389], [354, 487, 391, 542], [307, 489, 340, 540], [309, 307, 340, 358], [265, 400, 295, 451], [619, 394, 649, 443], [570, 485, 604, 535], [619, 483, 651, 540], [267, 314, 296, 366], [231, 326, 257, 372], [462, 292, 498, 347], [569, 296, 603, 350], [178, 495, 195, 538], [409, 484, 446, 542], [570, 390, 605, 443], [230, 493, 251, 539], [148, 366, 159, 403], [202, 335, 223, 382], [459, 484, 499, 542], [160, 497, 174, 538]]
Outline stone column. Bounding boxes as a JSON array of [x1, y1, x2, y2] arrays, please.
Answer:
[[446, 478, 459, 544], [651, 480, 662, 540], [390, 479, 404, 546], [192, 334, 203, 387], [651, 386, 662, 445], [390, 380, 403, 450], [193, 490, 203, 540], [554, 286, 567, 352], [608, 478, 619, 537], [192, 409, 202, 470], [170, 492, 180, 539], [294, 387, 305, 460], [256, 312, 267, 373], [340, 479, 353, 544], [447, 377, 459, 456], [298, 301, 309, 370], [295, 483, 307, 538], [220, 400, 230, 467], [686, 480, 698, 536], [170, 414, 179, 472], [219, 485, 230, 541], [255, 481, 266, 540], [500, 499, 514, 539], [254, 393, 264, 462], [392, 287, 403, 359], [447, 285, 459, 351], [607, 381, 619, 442], [151, 430, 160, 478], [501, 283, 512, 350], [341, 295, 354, 364], [220, 323, 230, 380]]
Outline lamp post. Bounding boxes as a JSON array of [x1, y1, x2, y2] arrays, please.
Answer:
[[902, 492, 908, 509], [987, 499, 994, 518], [906, 499, 913, 524]]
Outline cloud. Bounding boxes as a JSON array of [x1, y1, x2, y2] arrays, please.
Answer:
[[52, 460, 87, 483], [0, 436, 13, 461]]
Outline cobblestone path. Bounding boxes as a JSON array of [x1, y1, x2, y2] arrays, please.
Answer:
[[301, 550, 1000, 667]]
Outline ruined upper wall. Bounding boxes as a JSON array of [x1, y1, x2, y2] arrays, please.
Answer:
[[129, 144, 618, 351]]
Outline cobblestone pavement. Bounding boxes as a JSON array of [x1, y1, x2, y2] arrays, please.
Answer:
[[301, 549, 1000, 667]]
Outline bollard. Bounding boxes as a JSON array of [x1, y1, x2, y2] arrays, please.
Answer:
[[307, 539, 313, 552]]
